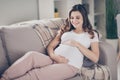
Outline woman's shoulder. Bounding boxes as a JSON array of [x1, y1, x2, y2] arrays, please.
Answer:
[[93, 30, 99, 38], [62, 31, 72, 35], [86, 31, 99, 42], [86, 30, 99, 38], [91, 31, 99, 42]]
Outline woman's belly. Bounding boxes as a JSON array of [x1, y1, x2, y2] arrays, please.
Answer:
[[54, 44, 83, 68]]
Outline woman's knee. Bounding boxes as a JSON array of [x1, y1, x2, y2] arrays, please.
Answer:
[[25, 51, 52, 63], [24, 51, 53, 66], [24, 51, 41, 58]]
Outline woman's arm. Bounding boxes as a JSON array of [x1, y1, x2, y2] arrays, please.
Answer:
[[47, 31, 69, 63], [47, 24, 69, 57], [62, 40, 99, 63], [77, 42, 99, 63], [47, 33, 61, 57]]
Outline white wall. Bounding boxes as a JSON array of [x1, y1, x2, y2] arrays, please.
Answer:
[[38, 0, 54, 19], [54, 0, 67, 18], [0, 0, 38, 25]]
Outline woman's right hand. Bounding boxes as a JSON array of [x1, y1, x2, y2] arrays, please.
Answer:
[[50, 54, 69, 63]]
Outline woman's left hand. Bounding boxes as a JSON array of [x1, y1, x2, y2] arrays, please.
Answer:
[[61, 40, 79, 47]]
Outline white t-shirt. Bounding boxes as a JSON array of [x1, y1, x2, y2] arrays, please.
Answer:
[[54, 30, 99, 69]]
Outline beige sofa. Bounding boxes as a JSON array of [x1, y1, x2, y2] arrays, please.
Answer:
[[0, 18, 117, 80]]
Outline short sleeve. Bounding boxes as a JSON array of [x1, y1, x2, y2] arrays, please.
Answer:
[[90, 31, 99, 42]]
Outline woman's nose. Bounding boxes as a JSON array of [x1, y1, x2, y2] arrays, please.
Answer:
[[72, 19, 77, 23]]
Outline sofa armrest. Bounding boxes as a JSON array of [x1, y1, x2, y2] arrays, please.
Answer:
[[99, 41, 117, 80], [67, 41, 117, 80]]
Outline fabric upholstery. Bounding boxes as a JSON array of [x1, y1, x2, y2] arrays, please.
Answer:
[[99, 41, 117, 80], [0, 35, 9, 76], [1, 25, 45, 64], [0, 18, 63, 64]]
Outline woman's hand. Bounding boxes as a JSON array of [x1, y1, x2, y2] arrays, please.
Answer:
[[61, 40, 79, 48], [50, 54, 69, 63]]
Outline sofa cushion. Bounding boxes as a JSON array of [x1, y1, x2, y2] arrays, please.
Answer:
[[11, 18, 64, 36], [16, 18, 64, 36], [33, 24, 54, 47], [1, 25, 47, 64], [0, 35, 9, 76], [98, 41, 108, 65]]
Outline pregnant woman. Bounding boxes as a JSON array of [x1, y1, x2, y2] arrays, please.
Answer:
[[0, 4, 99, 80]]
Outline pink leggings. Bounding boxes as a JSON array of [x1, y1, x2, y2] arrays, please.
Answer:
[[2, 51, 78, 80]]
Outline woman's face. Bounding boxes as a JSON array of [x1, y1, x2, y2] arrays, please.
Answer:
[[70, 11, 83, 30]]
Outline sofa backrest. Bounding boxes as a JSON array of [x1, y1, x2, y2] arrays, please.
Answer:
[[0, 18, 65, 65]]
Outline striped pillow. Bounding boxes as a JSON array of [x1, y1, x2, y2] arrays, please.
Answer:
[[33, 24, 58, 48]]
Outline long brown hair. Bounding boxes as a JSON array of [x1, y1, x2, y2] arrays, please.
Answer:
[[68, 4, 95, 38]]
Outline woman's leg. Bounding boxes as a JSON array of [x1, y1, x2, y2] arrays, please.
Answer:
[[14, 69, 39, 80], [12, 64, 78, 80], [35, 64, 78, 80], [1, 51, 53, 80]]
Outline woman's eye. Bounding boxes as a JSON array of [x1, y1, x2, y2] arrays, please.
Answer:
[[70, 16, 80, 20], [76, 17, 80, 19], [70, 17, 74, 19]]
